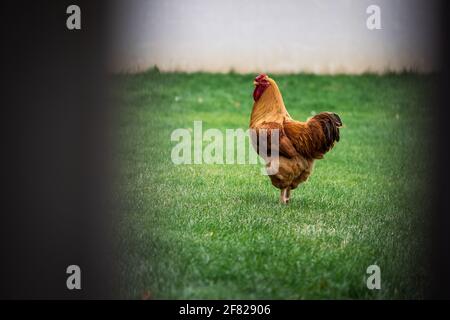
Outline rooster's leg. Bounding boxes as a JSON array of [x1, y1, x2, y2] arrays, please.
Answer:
[[280, 188, 290, 204], [286, 187, 291, 202]]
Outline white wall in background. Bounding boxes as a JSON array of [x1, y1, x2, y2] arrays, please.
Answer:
[[111, 0, 440, 74]]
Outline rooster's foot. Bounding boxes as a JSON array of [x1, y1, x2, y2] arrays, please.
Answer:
[[280, 188, 291, 204]]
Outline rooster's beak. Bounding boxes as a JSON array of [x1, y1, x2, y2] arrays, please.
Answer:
[[253, 81, 258, 86]]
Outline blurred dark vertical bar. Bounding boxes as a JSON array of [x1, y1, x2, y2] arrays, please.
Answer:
[[0, 1, 116, 298], [429, 0, 450, 300]]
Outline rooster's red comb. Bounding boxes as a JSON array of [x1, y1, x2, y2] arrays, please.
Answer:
[[255, 74, 267, 81]]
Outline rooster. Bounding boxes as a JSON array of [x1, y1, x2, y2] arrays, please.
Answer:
[[249, 74, 342, 204]]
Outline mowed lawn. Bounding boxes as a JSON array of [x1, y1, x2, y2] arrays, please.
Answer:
[[115, 71, 434, 299]]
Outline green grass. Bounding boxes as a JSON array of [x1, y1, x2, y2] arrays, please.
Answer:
[[114, 70, 434, 299]]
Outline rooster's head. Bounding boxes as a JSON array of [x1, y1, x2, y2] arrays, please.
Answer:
[[253, 74, 271, 102]]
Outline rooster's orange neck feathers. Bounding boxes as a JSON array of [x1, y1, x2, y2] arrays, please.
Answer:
[[250, 78, 291, 128]]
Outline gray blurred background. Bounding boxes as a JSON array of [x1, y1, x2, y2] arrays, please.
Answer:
[[111, 0, 441, 74]]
